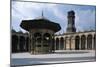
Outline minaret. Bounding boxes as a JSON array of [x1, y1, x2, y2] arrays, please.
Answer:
[[67, 10, 76, 33]]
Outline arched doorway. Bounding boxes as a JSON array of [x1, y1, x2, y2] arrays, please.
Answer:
[[87, 34, 92, 50], [56, 38, 59, 50], [81, 35, 86, 50], [60, 37, 64, 50], [75, 36, 80, 50], [12, 35, 18, 52], [19, 36, 25, 52]]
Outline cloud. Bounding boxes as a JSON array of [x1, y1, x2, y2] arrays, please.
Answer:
[[12, 1, 64, 32], [12, 1, 96, 33], [75, 9, 96, 31]]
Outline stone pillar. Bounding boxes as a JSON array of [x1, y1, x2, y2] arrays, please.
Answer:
[[30, 33, 33, 54], [85, 35, 87, 50], [94, 35, 96, 50], [49, 35, 52, 52], [64, 38, 66, 50], [26, 37, 28, 51], [54, 38, 56, 50], [17, 36, 20, 52], [52, 36, 55, 52], [69, 37, 72, 50], [92, 36, 94, 50], [28, 35, 30, 52], [71, 37, 75, 50], [24, 37, 27, 51], [79, 38, 81, 50], [41, 33, 44, 53], [59, 38, 60, 50], [65, 37, 70, 50], [28, 34, 30, 52], [65, 37, 67, 50]]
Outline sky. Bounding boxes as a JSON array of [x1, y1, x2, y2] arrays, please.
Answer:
[[11, 1, 96, 34]]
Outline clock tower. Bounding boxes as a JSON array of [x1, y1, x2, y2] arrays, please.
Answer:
[[67, 10, 76, 33]]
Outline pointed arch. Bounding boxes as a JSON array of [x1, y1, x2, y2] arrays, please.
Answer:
[[81, 35, 86, 50], [75, 36, 80, 50], [19, 36, 25, 52], [56, 38, 59, 50], [60, 37, 64, 50], [12, 35, 18, 52], [87, 34, 92, 50]]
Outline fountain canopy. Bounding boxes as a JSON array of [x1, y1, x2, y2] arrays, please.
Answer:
[[20, 17, 61, 32], [20, 15, 61, 54]]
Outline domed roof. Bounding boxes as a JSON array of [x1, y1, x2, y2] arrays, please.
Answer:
[[20, 17, 61, 32]]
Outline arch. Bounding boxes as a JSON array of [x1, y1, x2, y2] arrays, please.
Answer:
[[60, 37, 64, 50], [43, 33, 51, 42], [81, 35, 86, 50], [34, 32, 42, 43], [33, 32, 42, 51], [12, 35, 18, 52], [56, 38, 59, 50], [43, 33, 51, 47], [87, 34, 92, 50], [19, 36, 25, 52], [75, 36, 80, 50]]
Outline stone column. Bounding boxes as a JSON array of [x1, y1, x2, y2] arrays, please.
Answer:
[[79, 38, 81, 50], [28, 35, 30, 52], [65, 37, 67, 50], [24, 37, 26, 51], [41, 33, 44, 53], [71, 37, 75, 50], [54, 38, 56, 50], [26, 37, 29, 52], [49, 35, 52, 52], [17, 36, 20, 52], [59, 38, 61, 50], [66, 37, 70, 50], [64, 37, 66, 50], [92, 36, 94, 50], [30, 33, 33, 54], [69, 36, 72, 50], [94, 35, 96, 50], [52, 36, 54, 52], [85, 35, 87, 50], [28, 34, 30, 52]]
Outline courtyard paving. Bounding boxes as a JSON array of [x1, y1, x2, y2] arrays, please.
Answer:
[[11, 50, 96, 66]]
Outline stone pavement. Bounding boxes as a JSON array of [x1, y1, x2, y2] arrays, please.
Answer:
[[11, 50, 96, 66]]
